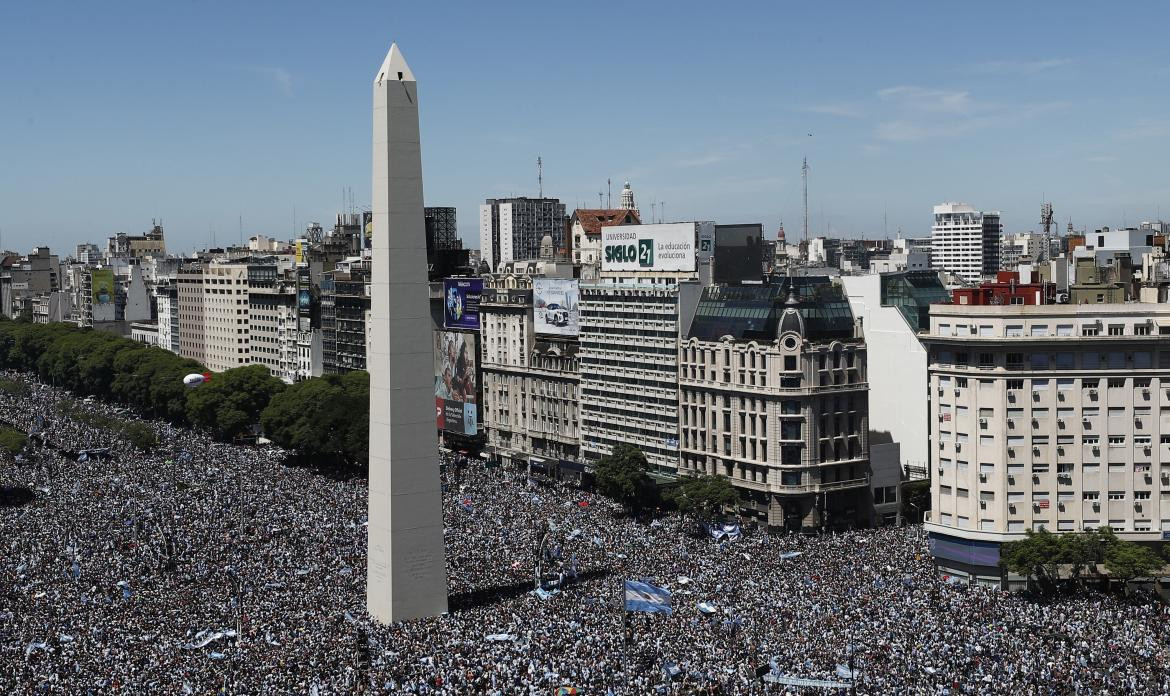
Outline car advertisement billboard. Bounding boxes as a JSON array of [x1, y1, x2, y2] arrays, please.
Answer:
[[91, 269, 115, 306], [434, 330, 478, 435], [443, 278, 483, 330], [532, 278, 580, 336], [601, 222, 696, 272]]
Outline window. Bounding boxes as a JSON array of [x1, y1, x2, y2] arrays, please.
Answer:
[[1030, 325, 1050, 337], [1108, 325, 1124, 336], [1135, 491, 1152, 500], [1082, 326, 1100, 337], [1006, 379, 1024, 391], [1107, 491, 1125, 500], [1006, 353, 1024, 369], [1083, 492, 1100, 500], [1006, 325, 1023, 337], [940, 485, 952, 496], [1108, 436, 1125, 448], [1135, 325, 1151, 336], [1056, 324, 1074, 337]]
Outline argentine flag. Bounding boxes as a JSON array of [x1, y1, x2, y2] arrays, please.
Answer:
[[624, 580, 672, 614]]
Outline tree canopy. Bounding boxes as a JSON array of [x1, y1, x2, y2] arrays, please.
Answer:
[[186, 364, 286, 441], [1001, 527, 1167, 589], [260, 371, 369, 470], [593, 444, 657, 514], [668, 474, 736, 521]]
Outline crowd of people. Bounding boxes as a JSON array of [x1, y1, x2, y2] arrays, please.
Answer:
[[2, 371, 1169, 694]]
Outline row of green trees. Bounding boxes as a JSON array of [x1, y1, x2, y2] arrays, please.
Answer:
[[592, 443, 736, 522], [0, 320, 369, 470], [1001, 527, 1166, 587]]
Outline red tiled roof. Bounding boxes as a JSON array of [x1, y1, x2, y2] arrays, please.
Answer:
[[571, 209, 641, 236]]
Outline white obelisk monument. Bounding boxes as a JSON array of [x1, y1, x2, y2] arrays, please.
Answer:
[[367, 42, 448, 622]]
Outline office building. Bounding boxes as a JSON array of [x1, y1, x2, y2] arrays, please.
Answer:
[[202, 261, 250, 372], [479, 197, 566, 271], [156, 282, 180, 353], [321, 258, 371, 374], [480, 272, 581, 471], [248, 261, 299, 383], [679, 279, 874, 530], [922, 303, 1170, 587], [930, 203, 1002, 282]]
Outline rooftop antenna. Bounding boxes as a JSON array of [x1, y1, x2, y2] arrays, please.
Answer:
[[607, 178, 612, 208], [802, 157, 810, 243], [651, 201, 657, 223], [537, 157, 543, 198], [598, 191, 604, 207], [1040, 202, 1054, 263], [661, 201, 666, 223], [239, 215, 243, 245]]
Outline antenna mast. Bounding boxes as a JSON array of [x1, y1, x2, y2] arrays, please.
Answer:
[[537, 157, 543, 198], [1040, 202, 1054, 263], [802, 157, 809, 243], [607, 178, 612, 208]]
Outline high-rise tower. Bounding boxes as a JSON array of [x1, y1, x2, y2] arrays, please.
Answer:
[[367, 42, 448, 623]]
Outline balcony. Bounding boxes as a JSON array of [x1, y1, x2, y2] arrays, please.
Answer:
[[771, 475, 870, 494]]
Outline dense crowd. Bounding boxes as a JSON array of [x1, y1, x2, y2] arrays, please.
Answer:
[[2, 372, 1169, 694]]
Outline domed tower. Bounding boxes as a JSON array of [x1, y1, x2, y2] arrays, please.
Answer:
[[619, 181, 637, 212]]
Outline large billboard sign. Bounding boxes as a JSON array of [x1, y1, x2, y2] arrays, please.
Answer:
[[601, 223, 696, 272], [443, 278, 483, 330], [91, 269, 115, 306], [533, 278, 580, 336], [434, 330, 478, 435]]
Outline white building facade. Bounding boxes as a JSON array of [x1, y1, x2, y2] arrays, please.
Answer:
[[922, 303, 1170, 587], [930, 203, 1002, 282]]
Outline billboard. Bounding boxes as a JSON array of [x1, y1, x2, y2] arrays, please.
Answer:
[[533, 278, 580, 336], [713, 223, 765, 284], [434, 330, 478, 435], [443, 278, 482, 330], [91, 269, 115, 306], [601, 222, 696, 272]]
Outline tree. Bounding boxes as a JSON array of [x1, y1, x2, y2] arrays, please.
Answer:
[[669, 474, 737, 522], [1000, 528, 1065, 587], [120, 421, 158, 452], [1104, 540, 1166, 583], [592, 443, 657, 514], [186, 365, 286, 441]]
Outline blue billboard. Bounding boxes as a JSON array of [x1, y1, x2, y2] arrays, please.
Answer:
[[444, 278, 483, 330]]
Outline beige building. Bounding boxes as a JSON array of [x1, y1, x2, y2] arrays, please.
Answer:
[[177, 262, 206, 365], [678, 282, 872, 530], [922, 303, 1170, 586], [203, 261, 250, 372], [480, 272, 580, 471], [248, 263, 299, 383]]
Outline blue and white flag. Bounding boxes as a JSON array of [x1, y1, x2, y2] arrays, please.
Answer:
[[662, 661, 682, 678], [836, 664, 856, 680], [624, 580, 672, 614], [778, 551, 803, 561], [696, 601, 717, 614]]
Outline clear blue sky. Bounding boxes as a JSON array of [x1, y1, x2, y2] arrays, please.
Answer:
[[2, 1, 1168, 254]]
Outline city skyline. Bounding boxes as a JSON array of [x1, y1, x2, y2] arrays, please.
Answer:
[[3, 1, 1170, 253]]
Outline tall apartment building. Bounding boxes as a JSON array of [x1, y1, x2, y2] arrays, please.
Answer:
[[156, 282, 180, 353], [479, 197, 566, 271], [247, 261, 299, 383], [321, 258, 370, 374], [922, 303, 1170, 587], [202, 261, 250, 372], [578, 222, 713, 473], [480, 274, 580, 470], [930, 203, 1002, 282], [177, 262, 206, 364], [679, 280, 875, 530]]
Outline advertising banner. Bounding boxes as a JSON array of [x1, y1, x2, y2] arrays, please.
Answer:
[[434, 331, 478, 435], [91, 269, 115, 306], [532, 278, 579, 336], [601, 223, 696, 272], [444, 278, 483, 330]]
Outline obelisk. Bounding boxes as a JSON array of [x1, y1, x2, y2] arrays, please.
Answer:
[[367, 42, 448, 622]]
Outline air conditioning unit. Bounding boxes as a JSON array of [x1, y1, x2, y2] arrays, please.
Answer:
[[955, 443, 962, 452], [1033, 447, 1041, 456], [1008, 474, 1015, 484], [979, 500, 987, 510], [1092, 501, 1100, 511], [1144, 445, 1152, 454], [979, 473, 988, 482], [978, 418, 988, 426], [1032, 419, 1039, 427], [938, 442, 945, 450], [938, 414, 945, 422], [1092, 446, 1100, 455], [954, 388, 961, 396], [938, 467, 945, 475], [1033, 474, 1040, 483], [1136, 502, 1143, 511], [1057, 391, 1065, 401], [1008, 392, 1016, 402], [1143, 388, 1150, 396], [1135, 419, 1143, 428], [1007, 418, 1015, 427], [1057, 419, 1065, 428], [1009, 503, 1016, 512], [937, 388, 944, 396], [1089, 389, 1098, 398], [1057, 446, 1065, 455], [1007, 447, 1015, 457], [1058, 502, 1066, 511]]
